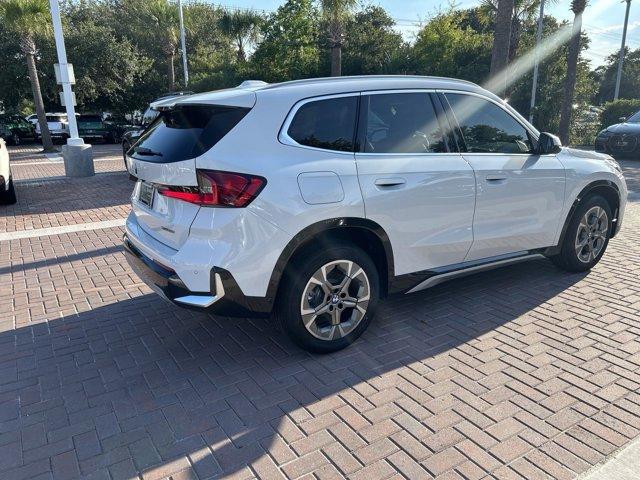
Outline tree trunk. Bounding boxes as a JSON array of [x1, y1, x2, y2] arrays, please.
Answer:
[[25, 52, 54, 152], [490, 0, 515, 95], [559, 13, 583, 145], [167, 53, 175, 91], [331, 45, 341, 77]]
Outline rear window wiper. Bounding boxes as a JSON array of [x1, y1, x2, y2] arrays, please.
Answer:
[[133, 147, 163, 157]]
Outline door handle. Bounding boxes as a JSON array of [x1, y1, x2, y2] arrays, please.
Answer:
[[374, 178, 406, 187], [485, 175, 508, 183]]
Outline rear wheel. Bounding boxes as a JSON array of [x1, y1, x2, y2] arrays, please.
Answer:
[[277, 245, 379, 353], [551, 195, 612, 272]]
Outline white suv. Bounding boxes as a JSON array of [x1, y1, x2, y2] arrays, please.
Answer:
[[124, 76, 627, 352]]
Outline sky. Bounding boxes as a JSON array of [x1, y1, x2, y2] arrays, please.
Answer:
[[212, 0, 639, 67]]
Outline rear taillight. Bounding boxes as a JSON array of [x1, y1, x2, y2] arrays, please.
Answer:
[[158, 170, 266, 207]]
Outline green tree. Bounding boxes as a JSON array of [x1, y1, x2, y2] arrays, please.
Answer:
[[0, 0, 54, 150], [320, 0, 356, 76], [140, 0, 180, 90], [411, 10, 492, 81], [508, 16, 595, 139], [217, 9, 262, 63], [251, 0, 321, 82], [342, 6, 408, 75], [559, 0, 588, 144], [595, 48, 640, 103]]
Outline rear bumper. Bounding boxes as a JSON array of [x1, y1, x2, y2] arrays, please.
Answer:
[[123, 233, 273, 318]]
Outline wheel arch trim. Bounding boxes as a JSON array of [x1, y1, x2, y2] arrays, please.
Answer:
[[549, 179, 621, 256], [265, 217, 394, 302]]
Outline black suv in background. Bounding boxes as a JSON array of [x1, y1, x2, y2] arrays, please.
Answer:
[[595, 109, 640, 159], [0, 114, 36, 145]]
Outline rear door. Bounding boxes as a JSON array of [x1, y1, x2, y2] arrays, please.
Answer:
[[355, 91, 476, 274], [127, 103, 251, 249], [442, 92, 565, 261]]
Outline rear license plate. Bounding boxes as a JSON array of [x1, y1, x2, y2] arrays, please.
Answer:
[[138, 182, 155, 208]]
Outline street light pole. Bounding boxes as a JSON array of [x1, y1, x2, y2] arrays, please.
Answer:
[[529, 0, 545, 124], [49, 0, 81, 145], [48, 0, 94, 176], [614, 0, 632, 100], [178, 0, 189, 87]]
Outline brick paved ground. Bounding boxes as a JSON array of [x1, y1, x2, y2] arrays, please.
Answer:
[[1, 144, 640, 479]]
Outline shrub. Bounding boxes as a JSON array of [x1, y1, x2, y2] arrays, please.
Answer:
[[599, 99, 640, 129]]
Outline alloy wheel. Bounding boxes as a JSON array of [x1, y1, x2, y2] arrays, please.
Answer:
[[300, 259, 370, 341], [575, 206, 608, 263]]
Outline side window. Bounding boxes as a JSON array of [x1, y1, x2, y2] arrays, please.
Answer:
[[362, 93, 447, 154], [287, 96, 358, 152], [446, 93, 532, 154]]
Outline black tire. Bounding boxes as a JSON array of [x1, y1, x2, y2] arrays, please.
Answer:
[[551, 194, 612, 272], [0, 178, 17, 205], [277, 244, 380, 353]]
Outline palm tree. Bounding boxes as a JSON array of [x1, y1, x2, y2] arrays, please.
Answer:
[[321, 0, 356, 76], [218, 9, 262, 63], [559, 0, 587, 144], [0, 0, 54, 151], [489, 0, 515, 94], [143, 0, 179, 90]]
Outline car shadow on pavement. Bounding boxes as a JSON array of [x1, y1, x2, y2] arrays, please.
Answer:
[[1, 258, 589, 479]]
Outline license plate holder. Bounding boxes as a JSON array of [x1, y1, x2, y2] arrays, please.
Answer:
[[138, 182, 155, 208]]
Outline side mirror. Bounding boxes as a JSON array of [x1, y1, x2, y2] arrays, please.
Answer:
[[536, 132, 562, 155], [619, 116, 627, 122]]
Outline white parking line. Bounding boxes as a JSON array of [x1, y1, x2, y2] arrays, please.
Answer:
[[0, 218, 126, 242], [11, 157, 119, 166]]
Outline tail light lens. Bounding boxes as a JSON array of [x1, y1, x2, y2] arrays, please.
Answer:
[[158, 170, 266, 207]]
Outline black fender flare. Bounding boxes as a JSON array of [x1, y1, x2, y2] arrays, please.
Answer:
[[547, 180, 621, 256], [264, 217, 395, 303]]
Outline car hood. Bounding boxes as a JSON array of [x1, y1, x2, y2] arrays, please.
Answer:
[[561, 147, 612, 161], [604, 122, 640, 134]]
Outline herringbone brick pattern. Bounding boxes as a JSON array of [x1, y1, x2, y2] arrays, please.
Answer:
[[1, 146, 640, 479]]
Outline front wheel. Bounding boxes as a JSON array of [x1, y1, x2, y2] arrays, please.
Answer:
[[277, 245, 380, 353], [551, 195, 612, 272]]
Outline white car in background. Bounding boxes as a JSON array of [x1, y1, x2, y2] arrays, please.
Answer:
[[26, 114, 38, 125], [123, 75, 627, 352], [35, 113, 69, 142], [0, 138, 16, 204]]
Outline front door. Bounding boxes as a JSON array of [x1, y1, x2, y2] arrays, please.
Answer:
[[355, 91, 476, 275], [443, 92, 566, 262]]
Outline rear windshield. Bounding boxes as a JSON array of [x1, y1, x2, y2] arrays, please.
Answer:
[[79, 115, 102, 122], [131, 105, 250, 163]]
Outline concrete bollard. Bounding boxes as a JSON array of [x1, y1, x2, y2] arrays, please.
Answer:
[[62, 144, 95, 177]]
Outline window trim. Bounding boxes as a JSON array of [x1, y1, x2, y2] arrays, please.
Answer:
[[438, 89, 540, 156], [278, 92, 362, 155], [355, 89, 457, 157]]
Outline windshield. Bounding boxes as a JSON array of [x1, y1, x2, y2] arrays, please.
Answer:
[[141, 107, 160, 126], [46, 115, 67, 122], [131, 104, 250, 163], [628, 110, 640, 123], [78, 115, 102, 123]]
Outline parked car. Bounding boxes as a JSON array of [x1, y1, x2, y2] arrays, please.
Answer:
[[595, 109, 640, 159], [35, 113, 69, 143], [0, 114, 36, 145], [25, 114, 38, 125], [121, 91, 194, 160], [123, 76, 627, 352], [0, 138, 16, 204], [77, 113, 123, 143]]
